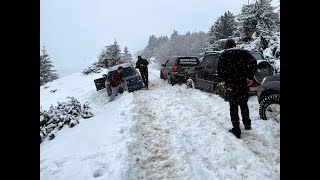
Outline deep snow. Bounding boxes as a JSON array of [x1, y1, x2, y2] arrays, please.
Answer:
[[40, 62, 280, 180]]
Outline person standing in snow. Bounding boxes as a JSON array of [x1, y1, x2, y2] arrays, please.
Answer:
[[135, 56, 149, 89], [217, 39, 257, 139], [108, 66, 128, 102]]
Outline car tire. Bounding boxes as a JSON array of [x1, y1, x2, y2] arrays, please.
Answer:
[[259, 94, 280, 122], [186, 78, 195, 89]]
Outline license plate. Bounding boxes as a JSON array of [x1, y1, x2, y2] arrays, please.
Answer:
[[249, 86, 259, 92]]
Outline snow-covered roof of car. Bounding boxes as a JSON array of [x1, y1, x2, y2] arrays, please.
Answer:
[[174, 56, 199, 58], [108, 62, 133, 71], [204, 50, 224, 54]]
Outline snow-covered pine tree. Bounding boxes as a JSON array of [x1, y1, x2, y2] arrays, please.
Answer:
[[255, 0, 279, 36], [82, 40, 122, 75], [40, 47, 59, 86], [122, 47, 133, 63], [104, 40, 122, 67], [211, 11, 237, 41], [170, 29, 179, 41], [155, 31, 209, 64], [237, 3, 257, 41], [96, 40, 122, 68], [40, 97, 94, 143], [145, 35, 158, 59], [208, 25, 215, 44], [237, 0, 279, 40], [140, 35, 169, 59]]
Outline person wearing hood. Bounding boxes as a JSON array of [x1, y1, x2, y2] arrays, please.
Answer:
[[108, 66, 128, 102], [135, 56, 149, 89], [217, 39, 257, 138]]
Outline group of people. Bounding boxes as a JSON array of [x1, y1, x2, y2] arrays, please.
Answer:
[[106, 39, 257, 139], [107, 56, 149, 102]]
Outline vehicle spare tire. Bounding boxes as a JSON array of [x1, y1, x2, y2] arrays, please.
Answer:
[[254, 60, 274, 84]]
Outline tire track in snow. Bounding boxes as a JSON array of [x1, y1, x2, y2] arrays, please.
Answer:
[[128, 93, 178, 180], [143, 84, 278, 179]]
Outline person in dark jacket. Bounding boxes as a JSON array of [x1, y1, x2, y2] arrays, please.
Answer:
[[217, 39, 257, 138], [108, 66, 128, 102], [135, 56, 149, 89]]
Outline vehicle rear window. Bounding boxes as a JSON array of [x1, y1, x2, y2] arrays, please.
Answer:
[[177, 57, 199, 66], [201, 54, 219, 68], [123, 67, 136, 76], [107, 67, 135, 79]]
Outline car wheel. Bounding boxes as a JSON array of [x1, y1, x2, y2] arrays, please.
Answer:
[[259, 94, 280, 123], [186, 78, 195, 89]]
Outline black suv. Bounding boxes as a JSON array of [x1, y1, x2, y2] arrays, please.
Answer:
[[185, 50, 274, 99], [257, 74, 280, 122], [160, 56, 200, 85]]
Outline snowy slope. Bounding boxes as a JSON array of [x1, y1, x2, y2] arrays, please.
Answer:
[[40, 62, 280, 180]]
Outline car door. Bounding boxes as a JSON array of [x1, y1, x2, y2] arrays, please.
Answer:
[[163, 58, 175, 79], [161, 59, 169, 79], [195, 54, 220, 92], [94, 75, 107, 91]]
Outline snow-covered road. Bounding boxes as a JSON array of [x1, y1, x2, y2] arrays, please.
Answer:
[[40, 62, 280, 180]]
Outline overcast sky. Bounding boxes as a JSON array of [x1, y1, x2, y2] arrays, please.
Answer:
[[40, 0, 279, 77]]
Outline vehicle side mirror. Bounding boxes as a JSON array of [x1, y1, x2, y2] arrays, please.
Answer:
[[161, 64, 165, 67], [102, 74, 107, 77]]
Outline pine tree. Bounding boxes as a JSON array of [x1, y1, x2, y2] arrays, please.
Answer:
[[170, 29, 179, 40], [255, 0, 279, 36], [208, 25, 215, 36], [122, 47, 133, 63], [155, 31, 209, 64], [237, 0, 279, 40], [212, 11, 237, 40], [83, 40, 122, 75], [208, 25, 215, 44], [40, 47, 58, 86], [97, 40, 122, 68], [140, 35, 169, 59]]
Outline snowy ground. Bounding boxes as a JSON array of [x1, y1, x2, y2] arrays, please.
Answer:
[[40, 62, 280, 180]]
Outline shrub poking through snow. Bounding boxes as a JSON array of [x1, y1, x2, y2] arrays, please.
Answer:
[[40, 97, 94, 143]]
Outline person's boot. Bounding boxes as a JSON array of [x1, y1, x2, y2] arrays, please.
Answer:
[[229, 128, 241, 139], [244, 125, 252, 130]]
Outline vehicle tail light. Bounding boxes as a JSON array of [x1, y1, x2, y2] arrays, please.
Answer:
[[173, 65, 177, 72]]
